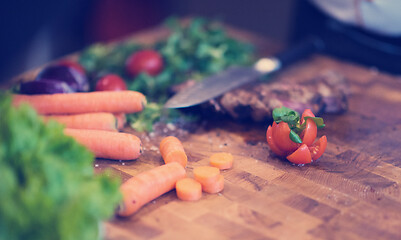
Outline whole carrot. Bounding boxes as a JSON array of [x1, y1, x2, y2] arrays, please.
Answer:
[[64, 128, 142, 160], [43, 112, 117, 131], [159, 136, 187, 167], [13, 90, 146, 115], [118, 162, 186, 217]]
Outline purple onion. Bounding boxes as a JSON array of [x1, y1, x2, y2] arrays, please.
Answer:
[[36, 65, 89, 92], [19, 80, 74, 94]]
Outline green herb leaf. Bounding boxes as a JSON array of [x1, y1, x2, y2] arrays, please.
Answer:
[[289, 130, 302, 144], [79, 17, 256, 131], [301, 116, 326, 129], [272, 107, 300, 129]]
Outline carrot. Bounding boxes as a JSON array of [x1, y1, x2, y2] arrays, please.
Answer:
[[193, 166, 220, 187], [209, 152, 234, 170], [175, 178, 202, 201], [114, 113, 126, 130], [159, 136, 187, 167], [43, 112, 117, 131], [202, 175, 224, 194], [13, 90, 146, 115], [118, 162, 186, 216], [64, 128, 142, 160]]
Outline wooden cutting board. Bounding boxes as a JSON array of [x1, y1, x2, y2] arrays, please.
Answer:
[[9, 24, 401, 240]]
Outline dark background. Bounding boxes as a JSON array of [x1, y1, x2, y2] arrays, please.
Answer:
[[0, 0, 302, 82], [1, 0, 399, 83]]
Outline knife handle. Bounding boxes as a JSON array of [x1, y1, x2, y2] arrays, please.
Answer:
[[276, 37, 325, 68]]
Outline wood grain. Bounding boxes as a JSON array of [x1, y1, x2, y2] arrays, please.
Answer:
[[7, 24, 401, 240]]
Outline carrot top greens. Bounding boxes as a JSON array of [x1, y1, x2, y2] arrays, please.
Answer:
[[0, 93, 121, 240]]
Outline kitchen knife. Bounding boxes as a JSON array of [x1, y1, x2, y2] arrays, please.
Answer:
[[164, 37, 325, 109]]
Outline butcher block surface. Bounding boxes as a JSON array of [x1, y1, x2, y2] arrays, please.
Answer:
[[11, 25, 401, 240]]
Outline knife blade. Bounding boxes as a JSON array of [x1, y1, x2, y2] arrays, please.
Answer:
[[164, 37, 324, 109]]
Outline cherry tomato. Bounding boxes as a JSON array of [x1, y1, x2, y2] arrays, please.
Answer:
[[272, 121, 299, 152], [300, 109, 315, 124], [301, 118, 317, 146], [309, 135, 327, 161], [125, 50, 163, 77], [299, 109, 317, 146], [286, 144, 312, 164], [266, 125, 287, 156], [95, 74, 127, 91], [57, 60, 86, 75]]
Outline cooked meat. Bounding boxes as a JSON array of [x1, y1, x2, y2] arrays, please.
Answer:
[[171, 70, 349, 122]]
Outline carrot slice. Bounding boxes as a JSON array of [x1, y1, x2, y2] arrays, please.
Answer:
[[160, 136, 187, 167], [193, 166, 220, 187], [209, 152, 233, 170], [64, 128, 142, 160], [118, 162, 186, 217], [176, 178, 202, 201], [202, 175, 224, 194], [43, 112, 117, 131], [13, 90, 146, 115]]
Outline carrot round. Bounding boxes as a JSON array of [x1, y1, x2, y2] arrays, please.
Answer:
[[13, 90, 146, 115], [159, 136, 187, 167], [202, 175, 224, 194], [43, 112, 117, 131], [114, 113, 126, 130], [209, 152, 233, 170], [64, 128, 142, 160], [193, 166, 220, 187], [118, 162, 186, 217], [176, 178, 202, 201]]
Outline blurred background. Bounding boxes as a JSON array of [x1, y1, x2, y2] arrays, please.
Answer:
[[0, 0, 309, 82], [1, 0, 400, 83]]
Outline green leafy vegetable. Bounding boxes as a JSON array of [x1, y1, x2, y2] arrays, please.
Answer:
[[79, 17, 255, 132], [0, 93, 121, 240]]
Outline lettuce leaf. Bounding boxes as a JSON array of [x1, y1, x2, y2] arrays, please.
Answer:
[[0, 93, 121, 240]]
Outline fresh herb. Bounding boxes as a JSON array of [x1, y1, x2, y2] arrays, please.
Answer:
[[0, 93, 121, 240], [273, 106, 325, 143], [79, 17, 255, 132]]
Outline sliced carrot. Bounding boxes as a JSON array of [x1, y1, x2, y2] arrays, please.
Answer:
[[193, 166, 220, 187], [64, 128, 142, 160], [176, 178, 202, 201], [159, 136, 187, 167], [13, 90, 146, 115], [114, 113, 126, 130], [209, 152, 233, 170], [118, 162, 186, 216], [43, 112, 117, 131], [202, 175, 224, 194]]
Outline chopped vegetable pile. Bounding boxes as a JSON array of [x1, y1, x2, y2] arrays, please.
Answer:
[[0, 94, 121, 240], [79, 17, 255, 131], [266, 107, 327, 164]]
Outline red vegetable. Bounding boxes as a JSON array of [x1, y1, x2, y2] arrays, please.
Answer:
[[272, 121, 299, 153], [266, 125, 287, 156], [19, 80, 73, 95], [125, 50, 163, 77], [286, 144, 312, 164], [35, 65, 89, 92], [57, 60, 86, 75], [266, 108, 327, 164], [309, 135, 327, 161], [95, 74, 127, 91]]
